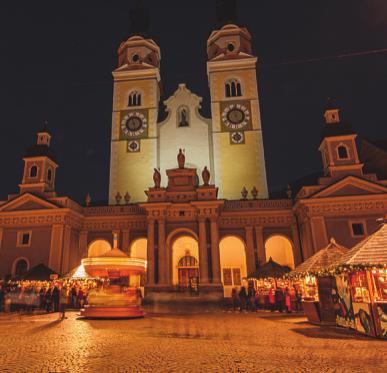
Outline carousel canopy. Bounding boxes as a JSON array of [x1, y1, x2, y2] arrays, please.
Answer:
[[291, 238, 349, 275], [250, 257, 291, 279], [62, 263, 90, 280], [22, 263, 58, 281], [335, 222, 387, 266]]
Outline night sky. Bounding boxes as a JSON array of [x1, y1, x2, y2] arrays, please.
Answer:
[[1, 0, 387, 203]]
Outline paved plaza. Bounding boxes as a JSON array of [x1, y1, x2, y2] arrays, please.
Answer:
[[0, 309, 386, 373]]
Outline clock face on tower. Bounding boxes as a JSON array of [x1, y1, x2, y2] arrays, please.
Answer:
[[120, 111, 148, 138], [221, 102, 251, 130]]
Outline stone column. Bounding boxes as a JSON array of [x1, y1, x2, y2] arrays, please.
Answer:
[[49, 224, 64, 274], [112, 230, 120, 249], [198, 218, 209, 284], [245, 226, 256, 276], [310, 216, 328, 253], [254, 226, 266, 265], [291, 224, 302, 265], [0, 228, 3, 251], [122, 229, 130, 255], [157, 219, 167, 285], [61, 225, 72, 275], [146, 219, 155, 286], [210, 218, 221, 284], [79, 230, 88, 259]]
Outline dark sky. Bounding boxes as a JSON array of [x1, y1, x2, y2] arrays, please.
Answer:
[[1, 0, 387, 203]]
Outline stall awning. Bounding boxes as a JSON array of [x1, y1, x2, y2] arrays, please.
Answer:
[[22, 263, 58, 281], [249, 257, 291, 278], [291, 238, 349, 276], [335, 222, 387, 266]]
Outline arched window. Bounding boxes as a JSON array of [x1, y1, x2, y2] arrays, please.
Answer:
[[178, 255, 198, 267], [30, 166, 38, 178], [337, 145, 349, 159], [14, 259, 28, 277], [225, 79, 242, 98], [128, 91, 141, 107], [47, 168, 52, 181], [177, 106, 189, 127]]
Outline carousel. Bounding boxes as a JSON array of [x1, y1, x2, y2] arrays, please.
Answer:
[[80, 242, 147, 319]]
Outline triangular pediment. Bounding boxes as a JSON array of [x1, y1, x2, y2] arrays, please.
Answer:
[[0, 193, 59, 212], [310, 176, 387, 199]]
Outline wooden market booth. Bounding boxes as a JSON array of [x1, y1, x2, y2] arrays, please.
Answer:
[[289, 238, 349, 325], [332, 222, 387, 338]]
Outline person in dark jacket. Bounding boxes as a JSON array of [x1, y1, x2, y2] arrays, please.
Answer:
[[52, 286, 60, 312], [275, 287, 284, 313], [45, 288, 52, 313], [238, 286, 247, 312]]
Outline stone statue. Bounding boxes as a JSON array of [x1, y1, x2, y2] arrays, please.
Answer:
[[85, 193, 91, 207], [177, 149, 185, 169], [202, 166, 210, 186], [179, 108, 189, 127], [124, 192, 131, 205], [153, 168, 161, 188], [286, 184, 292, 199], [241, 187, 248, 200], [115, 192, 122, 205], [251, 186, 258, 199]]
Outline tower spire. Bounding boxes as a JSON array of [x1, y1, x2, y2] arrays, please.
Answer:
[[216, 0, 238, 27], [129, 0, 150, 37]]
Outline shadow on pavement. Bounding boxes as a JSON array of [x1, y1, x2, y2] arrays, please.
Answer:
[[290, 326, 381, 341], [30, 318, 63, 334]]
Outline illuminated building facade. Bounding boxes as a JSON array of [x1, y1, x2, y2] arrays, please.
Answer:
[[0, 2, 386, 300]]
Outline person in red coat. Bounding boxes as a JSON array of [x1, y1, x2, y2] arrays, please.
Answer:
[[268, 288, 275, 312]]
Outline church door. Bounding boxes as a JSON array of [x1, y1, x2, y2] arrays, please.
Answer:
[[177, 255, 199, 294]]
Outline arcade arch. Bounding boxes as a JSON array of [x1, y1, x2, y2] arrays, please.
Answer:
[[264, 235, 295, 269], [88, 239, 111, 258], [171, 235, 199, 288], [129, 238, 147, 259], [219, 236, 247, 297], [12, 257, 30, 277]]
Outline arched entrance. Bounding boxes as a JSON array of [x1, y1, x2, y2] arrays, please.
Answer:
[[265, 235, 295, 269], [219, 236, 247, 297], [88, 240, 111, 258], [171, 235, 199, 292], [13, 258, 29, 277]]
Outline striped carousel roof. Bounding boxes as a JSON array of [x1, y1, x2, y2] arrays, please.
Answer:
[[292, 238, 349, 275], [335, 222, 387, 266]]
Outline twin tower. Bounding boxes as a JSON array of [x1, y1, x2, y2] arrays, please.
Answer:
[[109, 21, 268, 204]]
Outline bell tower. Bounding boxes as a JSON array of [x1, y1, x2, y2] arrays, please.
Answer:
[[207, 0, 268, 200], [19, 126, 58, 197], [109, 1, 161, 203]]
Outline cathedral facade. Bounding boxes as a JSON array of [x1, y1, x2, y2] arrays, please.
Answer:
[[0, 7, 386, 300]]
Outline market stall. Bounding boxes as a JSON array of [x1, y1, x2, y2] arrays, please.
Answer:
[[248, 258, 292, 310], [289, 238, 349, 324], [332, 222, 387, 338]]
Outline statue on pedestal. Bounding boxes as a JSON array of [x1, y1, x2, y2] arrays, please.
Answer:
[[202, 166, 210, 186], [241, 187, 248, 200], [251, 186, 258, 199], [115, 192, 122, 205], [153, 168, 161, 188], [177, 148, 185, 169], [124, 192, 131, 205]]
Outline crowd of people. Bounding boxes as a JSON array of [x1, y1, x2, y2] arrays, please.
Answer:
[[0, 279, 98, 315], [231, 282, 303, 313]]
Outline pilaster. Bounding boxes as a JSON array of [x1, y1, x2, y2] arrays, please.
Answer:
[[310, 216, 329, 253], [61, 225, 72, 274], [122, 229, 130, 254], [210, 218, 221, 284], [291, 224, 302, 266], [49, 224, 64, 274], [244, 226, 256, 276], [254, 226, 266, 265], [79, 230, 88, 259], [198, 218, 209, 284], [146, 219, 155, 286], [157, 219, 167, 285]]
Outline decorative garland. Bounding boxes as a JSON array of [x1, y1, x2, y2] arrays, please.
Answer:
[[285, 263, 387, 280]]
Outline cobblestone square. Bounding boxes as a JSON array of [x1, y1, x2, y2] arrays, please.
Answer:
[[0, 310, 386, 373]]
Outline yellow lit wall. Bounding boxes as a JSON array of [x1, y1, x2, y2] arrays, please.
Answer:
[[130, 238, 147, 259], [88, 240, 111, 258], [265, 235, 295, 269]]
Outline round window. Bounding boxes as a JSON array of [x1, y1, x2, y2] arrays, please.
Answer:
[[132, 54, 140, 62], [227, 43, 235, 52]]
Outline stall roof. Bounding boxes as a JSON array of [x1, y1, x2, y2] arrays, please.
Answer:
[[22, 263, 58, 281], [249, 257, 291, 278], [335, 223, 387, 266], [292, 238, 349, 275]]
